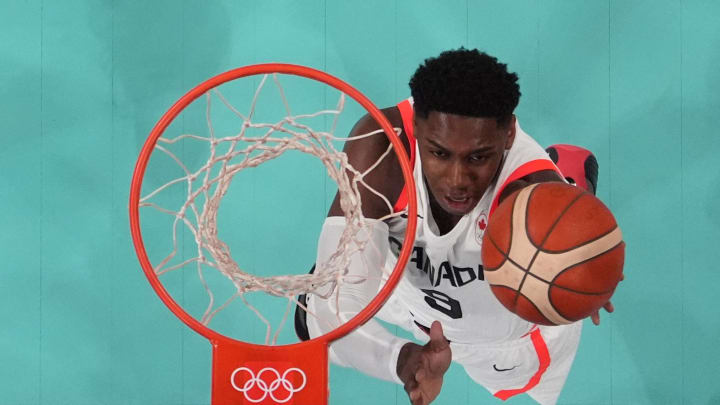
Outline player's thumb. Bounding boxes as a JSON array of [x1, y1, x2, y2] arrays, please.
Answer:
[[428, 321, 448, 351]]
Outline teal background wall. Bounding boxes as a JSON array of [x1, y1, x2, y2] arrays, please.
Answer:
[[2, 1, 719, 404]]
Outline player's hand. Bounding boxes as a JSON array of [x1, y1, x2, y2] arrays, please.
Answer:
[[591, 273, 624, 325], [396, 321, 452, 405]]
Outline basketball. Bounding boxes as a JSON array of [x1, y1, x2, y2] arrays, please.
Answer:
[[481, 182, 625, 325]]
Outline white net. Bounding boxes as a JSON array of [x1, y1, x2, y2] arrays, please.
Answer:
[[139, 73, 405, 344]]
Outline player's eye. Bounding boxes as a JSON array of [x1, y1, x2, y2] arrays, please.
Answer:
[[431, 150, 448, 158], [469, 154, 487, 163]]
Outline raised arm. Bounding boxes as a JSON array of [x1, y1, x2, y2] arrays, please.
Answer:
[[304, 106, 418, 383]]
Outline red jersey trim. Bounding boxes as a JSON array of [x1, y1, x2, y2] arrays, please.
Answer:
[[393, 99, 417, 212], [493, 328, 551, 401], [489, 159, 561, 216]]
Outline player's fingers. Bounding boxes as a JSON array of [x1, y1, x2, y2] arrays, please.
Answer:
[[404, 377, 418, 392], [591, 310, 600, 325], [428, 321, 449, 351], [409, 389, 424, 405], [604, 301, 615, 313]]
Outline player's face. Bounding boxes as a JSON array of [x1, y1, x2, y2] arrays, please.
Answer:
[[415, 111, 515, 217]]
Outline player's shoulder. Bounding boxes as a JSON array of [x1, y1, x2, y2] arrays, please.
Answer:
[[381, 105, 403, 127], [349, 104, 411, 162], [495, 121, 564, 205], [326, 104, 410, 218], [352, 105, 403, 135], [510, 122, 544, 152], [505, 121, 553, 167]]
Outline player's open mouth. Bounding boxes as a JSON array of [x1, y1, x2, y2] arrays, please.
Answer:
[[444, 195, 473, 212]]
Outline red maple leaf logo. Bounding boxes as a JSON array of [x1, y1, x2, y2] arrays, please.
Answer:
[[478, 218, 487, 230]]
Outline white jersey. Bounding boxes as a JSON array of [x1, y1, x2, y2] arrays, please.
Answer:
[[386, 99, 561, 344]]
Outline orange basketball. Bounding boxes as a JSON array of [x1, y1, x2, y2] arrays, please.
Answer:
[[481, 182, 625, 325]]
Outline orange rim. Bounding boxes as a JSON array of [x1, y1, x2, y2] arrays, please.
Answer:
[[129, 63, 418, 350]]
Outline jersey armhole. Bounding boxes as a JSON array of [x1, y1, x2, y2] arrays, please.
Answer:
[[392, 99, 416, 213]]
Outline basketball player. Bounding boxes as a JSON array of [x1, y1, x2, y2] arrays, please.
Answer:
[[295, 48, 615, 405]]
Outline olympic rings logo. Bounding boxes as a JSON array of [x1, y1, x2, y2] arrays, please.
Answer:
[[230, 366, 307, 403]]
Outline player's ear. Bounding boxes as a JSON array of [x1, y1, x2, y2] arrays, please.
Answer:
[[504, 115, 516, 150]]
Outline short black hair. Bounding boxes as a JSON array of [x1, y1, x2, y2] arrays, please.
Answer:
[[409, 48, 520, 126]]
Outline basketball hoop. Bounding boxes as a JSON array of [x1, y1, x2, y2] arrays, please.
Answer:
[[129, 64, 417, 404]]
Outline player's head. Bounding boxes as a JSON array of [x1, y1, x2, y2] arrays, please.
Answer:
[[409, 48, 521, 217], [410, 48, 520, 125]]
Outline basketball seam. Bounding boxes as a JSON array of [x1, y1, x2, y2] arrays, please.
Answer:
[[546, 242, 625, 295], [518, 270, 618, 296], [487, 284, 519, 313], [484, 189, 516, 271], [487, 189, 521, 312], [513, 186, 586, 309], [533, 225, 621, 255], [484, 253, 528, 275], [514, 288, 552, 325], [549, 283, 617, 296], [484, 233, 507, 271], [495, 266, 618, 325], [545, 275, 615, 323], [528, 188, 589, 252]]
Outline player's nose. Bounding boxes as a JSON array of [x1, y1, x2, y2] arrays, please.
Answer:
[[447, 161, 470, 191]]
